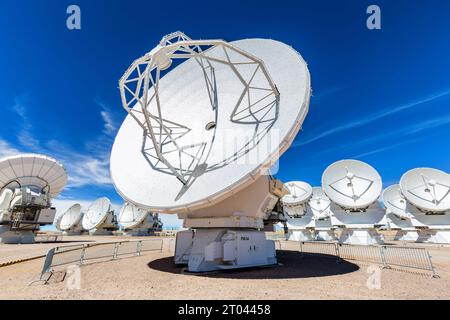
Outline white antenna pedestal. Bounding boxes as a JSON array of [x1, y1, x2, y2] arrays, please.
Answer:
[[332, 203, 385, 245], [313, 219, 337, 241], [284, 211, 315, 241], [174, 176, 284, 272], [88, 212, 117, 236], [287, 230, 314, 241], [386, 213, 428, 242]]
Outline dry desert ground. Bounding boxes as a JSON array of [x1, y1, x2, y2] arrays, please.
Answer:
[[0, 235, 449, 300]]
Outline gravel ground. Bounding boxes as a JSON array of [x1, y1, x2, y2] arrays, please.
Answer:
[[0, 238, 449, 300]]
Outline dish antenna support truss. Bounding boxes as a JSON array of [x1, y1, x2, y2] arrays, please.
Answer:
[[119, 31, 280, 186]]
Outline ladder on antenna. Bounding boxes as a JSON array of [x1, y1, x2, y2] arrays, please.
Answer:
[[11, 212, 24, 230]]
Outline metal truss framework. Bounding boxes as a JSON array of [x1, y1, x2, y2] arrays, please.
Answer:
[[119, 32, 280, 186]]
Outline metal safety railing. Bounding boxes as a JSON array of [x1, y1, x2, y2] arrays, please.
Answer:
[[39, 239, 164, 282], [298, 241, 439, 278]]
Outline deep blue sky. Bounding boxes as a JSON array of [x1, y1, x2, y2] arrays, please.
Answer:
[[1, 1, 450, 227]]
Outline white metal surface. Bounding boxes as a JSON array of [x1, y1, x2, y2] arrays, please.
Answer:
[[0, 154, 67, 198], [118, 202, 149, 229], [281, 181, 312, 206], [81, 197, 112, 231], [400, 168, 450, 213], [111, 33, 311, 213], [57, 204, 82, 231], [309, 187, 332, 220], [322, 159, 382, 210], [382, 184, 412, 220]]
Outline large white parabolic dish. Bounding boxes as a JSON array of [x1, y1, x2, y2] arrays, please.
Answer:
[[309, 187, 332, 220], [119, 202, 149, 229], [58, 204, 82, 231], [382, 184, 411, 220], [281, 181, 313, 206], [400, 168, 450, 213], [81, 197, 111, 231], [111, 35, 310, 213], [322, 159, 382, 210], [0, 154, 67, 198]]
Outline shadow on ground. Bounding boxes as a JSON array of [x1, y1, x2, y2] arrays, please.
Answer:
[[147, 250, 360, 279]]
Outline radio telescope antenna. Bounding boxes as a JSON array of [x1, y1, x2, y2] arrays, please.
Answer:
[[0, 154, 67, 244], [400, 168, 450, 213], [308, 187, 337, 241], [282, 181, 312, 205], [56, 203, 83, 235], [111, 32, 311, 272], [119, 202, 148, 229], [382, 184, 412, 220], [382, 184, 426, 242], [281, 181, 314, 241], [399, 168, 450, 243], [309, 187, 332, 220], [119, 202, 162, 236], [322, 159, 382, 210], [322, 160, 385, 245], [82, 197, 118, 235]]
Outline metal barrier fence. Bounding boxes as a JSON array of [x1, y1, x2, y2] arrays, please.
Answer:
[[34, 234, 63, 243], [298, 241, 439, 278], [39, 239, 164, 281]]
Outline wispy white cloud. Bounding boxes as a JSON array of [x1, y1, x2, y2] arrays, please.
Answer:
[[7, 94, 118, 190], [304, 115, 450, 160], [294, 89, 450, 148], [351, 138, 424, 159], [11, 94, 42, 151], [0, 139, 21, 158], [96, 99, 119, 136], [45, 140, 112, 189]]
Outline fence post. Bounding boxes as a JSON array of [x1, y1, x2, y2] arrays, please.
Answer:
[[113, 243, 120, 260], [426, 250, 440, 278], [335, 243, 341, 264], [379, 245, 389, 269], [80, 246, 86, 265], [40, 248, 55, 280], [136, 241, 142, 256]]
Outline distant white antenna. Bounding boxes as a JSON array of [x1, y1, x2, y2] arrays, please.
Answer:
[[119, 202, 148, 229], [399, 168, 450, 244], [309, 187, 332, 220], [309, 187, 337, 241], [382, 184, 412, 220], [57, 203, 83, 233], [110, 32, 311, 272], [82, 197, 118, 235], [322, 159, 382, 210], [281, 181, 312, 217], [322, 159, 385, 245], [400, 168, 450, 213], [281, 181, 314, 241]]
